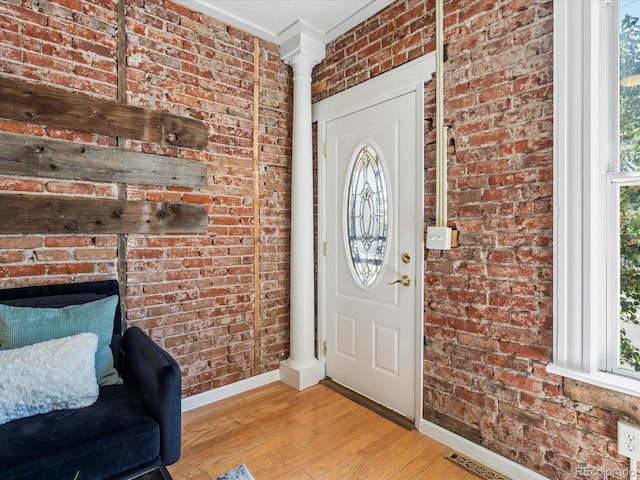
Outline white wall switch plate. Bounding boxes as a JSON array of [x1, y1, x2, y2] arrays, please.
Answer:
[[426, 226, 452, 250]]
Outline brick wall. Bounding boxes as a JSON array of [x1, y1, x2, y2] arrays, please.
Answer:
[[313, 0, 634, 478], [0, 0, 292, 397]]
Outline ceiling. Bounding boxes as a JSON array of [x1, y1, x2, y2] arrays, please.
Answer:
[[174, 0, 395, 46]]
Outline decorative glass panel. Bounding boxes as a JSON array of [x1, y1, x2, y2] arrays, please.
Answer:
[[345, 143, 390, 287]]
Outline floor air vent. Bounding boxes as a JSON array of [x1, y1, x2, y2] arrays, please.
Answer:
[[445, 451, 510, 480]]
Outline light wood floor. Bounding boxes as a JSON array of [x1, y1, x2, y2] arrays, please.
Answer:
[[168, 382, 478, 480]]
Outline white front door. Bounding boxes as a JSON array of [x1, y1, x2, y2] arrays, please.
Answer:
[[324, 91, 418, 418]]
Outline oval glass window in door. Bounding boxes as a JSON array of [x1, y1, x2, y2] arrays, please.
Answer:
[[344, 142, 390, 287]]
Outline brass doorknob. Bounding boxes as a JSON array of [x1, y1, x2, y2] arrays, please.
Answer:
[[388, 275, 411, 287]]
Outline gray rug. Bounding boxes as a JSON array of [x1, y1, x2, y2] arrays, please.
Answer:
[[214, 464, 255, 480]]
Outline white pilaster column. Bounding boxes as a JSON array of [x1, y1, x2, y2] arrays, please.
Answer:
[[279, 27, 326, 390]]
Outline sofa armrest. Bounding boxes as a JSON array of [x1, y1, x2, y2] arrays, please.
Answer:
[[121, 327, 181, 465]]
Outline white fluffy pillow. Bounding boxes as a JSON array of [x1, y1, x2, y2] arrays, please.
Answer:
[[0, 332, 99, 425]]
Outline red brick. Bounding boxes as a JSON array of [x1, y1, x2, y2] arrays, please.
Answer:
[[494, 370, 543, 394]]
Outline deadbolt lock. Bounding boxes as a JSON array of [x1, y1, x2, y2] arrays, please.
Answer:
[[401, 253, 411, 264]]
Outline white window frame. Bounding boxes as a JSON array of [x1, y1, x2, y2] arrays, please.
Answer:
[[550, 0, 640, 396]]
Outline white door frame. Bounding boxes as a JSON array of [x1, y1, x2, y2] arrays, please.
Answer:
[[313, 53, 435, 426]]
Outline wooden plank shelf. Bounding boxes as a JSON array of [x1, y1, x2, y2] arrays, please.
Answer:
[[0, 194, 209, 234], [0, 77, 209, 150], [0, 131, 207, 189]]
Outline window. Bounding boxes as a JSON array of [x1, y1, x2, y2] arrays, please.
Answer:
[[612, 0, 640, 378], [551, 0, 640, 395]]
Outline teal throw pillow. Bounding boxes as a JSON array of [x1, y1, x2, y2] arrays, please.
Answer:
[[0, 295, 122, 386]]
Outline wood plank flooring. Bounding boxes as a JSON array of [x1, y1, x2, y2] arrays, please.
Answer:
[[168, 382, 478, 480]]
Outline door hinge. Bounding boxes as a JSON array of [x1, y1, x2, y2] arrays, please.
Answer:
[[323, 341, 327, 356], [323, 241, 327, 256], [323, 142, 327, 157]]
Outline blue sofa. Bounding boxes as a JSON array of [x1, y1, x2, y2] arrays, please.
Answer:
[[0, 280, 181, 480]]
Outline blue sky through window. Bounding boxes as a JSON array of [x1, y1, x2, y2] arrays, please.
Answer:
[[622, 0, 640, 21]]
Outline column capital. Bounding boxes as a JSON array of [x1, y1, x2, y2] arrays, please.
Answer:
[[280, 20, 325, 71]]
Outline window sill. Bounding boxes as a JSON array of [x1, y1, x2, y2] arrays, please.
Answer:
[[547, 363, 640, 398]]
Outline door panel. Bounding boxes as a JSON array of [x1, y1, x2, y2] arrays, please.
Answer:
[[325, 92, 416, 417]]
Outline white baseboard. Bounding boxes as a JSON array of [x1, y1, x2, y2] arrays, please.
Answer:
[[419, 418, 548, 480], [181, 370, 281, 413]]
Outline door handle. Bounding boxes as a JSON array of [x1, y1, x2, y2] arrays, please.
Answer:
[[388, 275, 411, 287]]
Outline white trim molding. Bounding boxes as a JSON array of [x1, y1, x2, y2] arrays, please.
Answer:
[[552, 0, 609, 375], [172, 0, 394, 46], [181, 370, 281, 413], [550, 0, 618, 381], [313, 53, 436, 122], [420, 419, 549, 480]]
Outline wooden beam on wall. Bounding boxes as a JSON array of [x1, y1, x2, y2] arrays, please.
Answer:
[[0, 131, 207, 188], [0, 194, 208, 234], [0, 76, 209, 150], [252, 37, 261, 377], [117, 0, 128, 327], [311, 79, 327, 97], [117, 0, 126, 106]]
